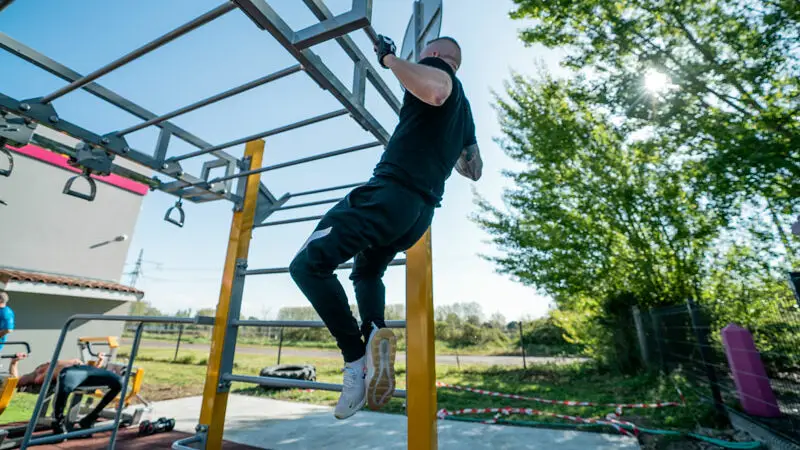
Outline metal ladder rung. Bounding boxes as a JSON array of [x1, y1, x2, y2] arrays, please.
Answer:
[[245, 258, 406, 275]]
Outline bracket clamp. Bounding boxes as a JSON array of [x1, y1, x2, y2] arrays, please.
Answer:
[[0, 112, 36, 148], [60, 142, 115, 202]]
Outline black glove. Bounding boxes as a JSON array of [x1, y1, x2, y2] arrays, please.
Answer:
[[374, 35, 396, 69]]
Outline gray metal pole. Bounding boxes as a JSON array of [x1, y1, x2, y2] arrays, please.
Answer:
[[275, 197, 342, 211], [291, 182, 364, 198], [632, 306, 650, 368], [40, 3, 236, 104], [519, 320, 527, 370], [686, 298, 725, 414], [20, 318, 73, 448], [233, 319, 406, 328], [170, 109, 349, 161], [255, 215, 323, 228], [277, 328, 284, 365], [183, 141, 380, 190], [174, 324, 185, 362], [115, 64, 302, 136], [108, 322, 145, 448], [223, 373, 407, 397]]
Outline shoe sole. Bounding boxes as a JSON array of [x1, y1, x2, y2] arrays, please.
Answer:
[[366, 328, 397, 411]]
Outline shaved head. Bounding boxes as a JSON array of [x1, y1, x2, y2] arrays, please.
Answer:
[[420, 36, 462, 72]]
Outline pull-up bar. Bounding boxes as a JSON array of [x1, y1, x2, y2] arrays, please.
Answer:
[[255, 215, 323, 228], [40, 2, 237, 105], [290, 181, 365, 197], [170, 108, 349, 162], [115, 64, 303, 137], [275, 197, 342, 211], [177, 141, 381, 191]]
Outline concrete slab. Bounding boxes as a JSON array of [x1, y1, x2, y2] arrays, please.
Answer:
[[151, 395, 640, 450]]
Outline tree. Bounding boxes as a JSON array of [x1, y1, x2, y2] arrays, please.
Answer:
[[476, 73, 722, 309], [508, 0, 800, 263], [129, 301, 162, 317], [488, 312, 507, 329], [195, 308, 216, 318]]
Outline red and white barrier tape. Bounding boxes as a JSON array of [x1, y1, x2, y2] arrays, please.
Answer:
[[436, 382, 682, 409], [435, 382, 685, 436], [435, 406, 638, 436]]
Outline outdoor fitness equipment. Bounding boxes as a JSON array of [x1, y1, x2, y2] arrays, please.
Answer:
[[0, 1, 444, 449]]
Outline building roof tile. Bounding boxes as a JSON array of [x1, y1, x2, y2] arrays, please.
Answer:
[[0, 267, 143, 296]]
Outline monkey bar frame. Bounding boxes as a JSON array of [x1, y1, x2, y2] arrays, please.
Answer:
[[0, 1, 441, 449]]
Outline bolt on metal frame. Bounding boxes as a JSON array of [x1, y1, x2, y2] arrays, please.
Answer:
[[1, 1, 442, 449]]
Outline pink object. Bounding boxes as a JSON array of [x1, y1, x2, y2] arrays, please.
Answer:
[[7, 144, 149, 196], [721, 324, 782, 417]]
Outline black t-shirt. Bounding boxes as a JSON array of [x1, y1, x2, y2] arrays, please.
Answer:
[[373, 57, 476, 206]]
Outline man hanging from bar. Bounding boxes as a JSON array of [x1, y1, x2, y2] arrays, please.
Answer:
[[289, 34, 482, 419]]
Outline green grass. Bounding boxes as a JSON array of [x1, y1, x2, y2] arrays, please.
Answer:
[[115, 347, 717, 433], [0, 345, 725, 449], [0, 392, 40, 425]]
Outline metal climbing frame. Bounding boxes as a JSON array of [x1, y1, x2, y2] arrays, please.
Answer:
[[1, 1, 444, 449]]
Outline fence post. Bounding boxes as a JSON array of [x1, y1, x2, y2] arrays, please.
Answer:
[[649, 309, 666, 372], [686, 298, 725, 414], [276, 327, 284, 365], [519, 321, 527, 370], [173, 324, 184, 362], [632, 306, 650, 368]]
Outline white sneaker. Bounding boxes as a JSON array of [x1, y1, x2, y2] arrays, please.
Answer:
[[365, 324, 397, 411], [334, 356, 366, 420]]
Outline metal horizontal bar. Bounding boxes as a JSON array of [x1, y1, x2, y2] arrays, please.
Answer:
[[170, 109, 348, 161], [232, 0, 390, 144], [116, 64, 303, 136], [28, 423, 117, 446], [184, 141, 381, 190], [40, 3, 236, 104], [276, 197, 342, 211], [232, 319, 406, 328], [292, 9, 368, 50], [254, 215, 323, 228], [262, 140, 383, 171], [245, 258, 406, 275], [64, 314, 212, 325], [224, 373, 407, 398], [291, 181, 364, 198], [303, 0, 401, 114], [0, 32, 234, 162]]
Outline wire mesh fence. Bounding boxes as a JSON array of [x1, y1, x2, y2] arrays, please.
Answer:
[[637, 300, 800, 444]]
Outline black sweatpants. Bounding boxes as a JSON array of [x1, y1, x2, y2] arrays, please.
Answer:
[[53, 365, 123, 426], [289, 176, 434, 362]]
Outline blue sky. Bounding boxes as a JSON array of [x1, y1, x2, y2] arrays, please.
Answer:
[[1, 0, 569, 321]]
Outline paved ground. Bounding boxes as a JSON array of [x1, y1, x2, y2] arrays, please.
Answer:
[[125, 339, 586, 367], [150, 394, 639, 450]]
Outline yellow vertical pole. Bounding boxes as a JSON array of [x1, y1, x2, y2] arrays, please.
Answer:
[[198, 139, 265, 450], [405, 227, 437, 450]]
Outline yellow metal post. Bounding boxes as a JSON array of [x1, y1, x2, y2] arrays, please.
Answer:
[[198, 139, 265, 450], [405, 227, 437, 450]]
